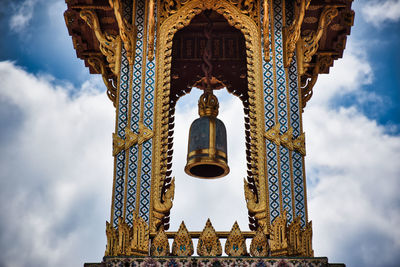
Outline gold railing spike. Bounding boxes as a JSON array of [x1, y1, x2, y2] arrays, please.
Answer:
[[225, 221, 247, 256], [150, 226, 170, 256], [172, 221, 194, 256], [197, 219, 222, 256], [250, 225, 269, 257]]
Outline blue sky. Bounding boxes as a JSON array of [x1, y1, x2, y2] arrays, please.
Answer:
[[0, 1, 399, 267]]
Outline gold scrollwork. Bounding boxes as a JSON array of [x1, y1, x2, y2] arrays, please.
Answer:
[[150, 226, 170, 256], [244, 178, 268, 231], [301, 7, 339, 68], [153, 178, 175, 230], [172, 221, 194, 256], [197, 219, 222, 256], [225, 221, 247, 256], [227, 0, 260, 26], [109, 0, 135, 65], [153, 0, 265, 232], [264, 123, 281, 146], [283, 0, 310, 67], [80, 10, 121, 75], [87, 56, 118, 106], [105, 213, 149, 256]]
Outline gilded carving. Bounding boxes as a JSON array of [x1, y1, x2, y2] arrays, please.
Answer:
[[225, 221, 247, 256], [301, 7, 338, 66], [153, 0, 266, 233], [270, 210, 289, 256], [262, 0, 270, 61], [105, 213, 149, 256], [125, 128, 138, 149], [150, 226, 170, 256], [80, 10, 121, 75], [87, 56, 118, 106], [197, 219, 222, 256], [283, 0, 310, 67], [250, 225, 269, 256], [244, 178, 268, 231], [171, 221, 194, 256], [112, 133, 125, 156], [293, 132, 306, 156], [109, 0, 135, 65], [147, 0, 156, 61], [280, 127, 294, 151], [264, 123, 281, 146], [269, 211, 313, 257]]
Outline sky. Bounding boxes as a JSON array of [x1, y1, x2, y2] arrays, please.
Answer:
[[0, 0, 399, 266]]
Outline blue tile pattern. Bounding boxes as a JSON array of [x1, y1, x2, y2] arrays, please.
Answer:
[[286, 0, 306, 227], [124, 0, 145, 226], [280, 146, 293, 222], [261, 1, 280, 223], [273, 0, 288, 134], [113, 46, 130, 227], [139, 0, 157, 222]]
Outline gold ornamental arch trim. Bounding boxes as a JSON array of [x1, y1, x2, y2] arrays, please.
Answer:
[[151, 0, 268, 231]]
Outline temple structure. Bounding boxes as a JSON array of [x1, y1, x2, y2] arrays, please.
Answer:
[[64, 0, 354, 266]]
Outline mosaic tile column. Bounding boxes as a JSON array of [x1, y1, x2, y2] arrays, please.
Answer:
[[111, 0, 157, 226], [261, 0, 307, 227]]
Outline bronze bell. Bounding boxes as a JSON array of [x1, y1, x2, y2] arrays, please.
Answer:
[[185, 91, 230, 179]]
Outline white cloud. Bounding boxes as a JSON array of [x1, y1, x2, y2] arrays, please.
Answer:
[[0, 61, 114, 267], [9, 0, 38, 33], [304, 45, 400, 266], [362, 0, 400, 26]]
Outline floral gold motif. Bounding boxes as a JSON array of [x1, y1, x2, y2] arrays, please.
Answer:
[[197, 219, 222, 256]]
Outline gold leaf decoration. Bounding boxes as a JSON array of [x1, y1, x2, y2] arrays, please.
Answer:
[[105, 212, 149, 256], [112, 133, 125, 156], [172, 221, 194, 256], [250, 226, 269, 256], [265, 123, 281, 146], [293, 132, 306, 156], [280, 127, 294, 150], [150, 226, 170, 256], [225, 221, 247, 256], [197, 219, 222, 256]]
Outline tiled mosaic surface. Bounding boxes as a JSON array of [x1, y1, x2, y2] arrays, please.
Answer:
[[96, 257, 336, 267], [260, 0, 306, 225]]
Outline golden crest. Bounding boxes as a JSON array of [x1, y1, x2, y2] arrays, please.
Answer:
[[197, 219, 222, 256], [150, 226, 170, 256], [250, 225, 269, 257], [172, 221, 194, 256], [225, 221, 247, 256]]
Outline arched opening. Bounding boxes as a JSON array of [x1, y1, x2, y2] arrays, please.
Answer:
[[166, 11, 251, 234]]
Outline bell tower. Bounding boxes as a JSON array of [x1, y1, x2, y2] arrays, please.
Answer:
[[64, 0, 354, 265]]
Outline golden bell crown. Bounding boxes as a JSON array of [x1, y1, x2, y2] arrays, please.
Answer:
[[198, 91, 219, 118]]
